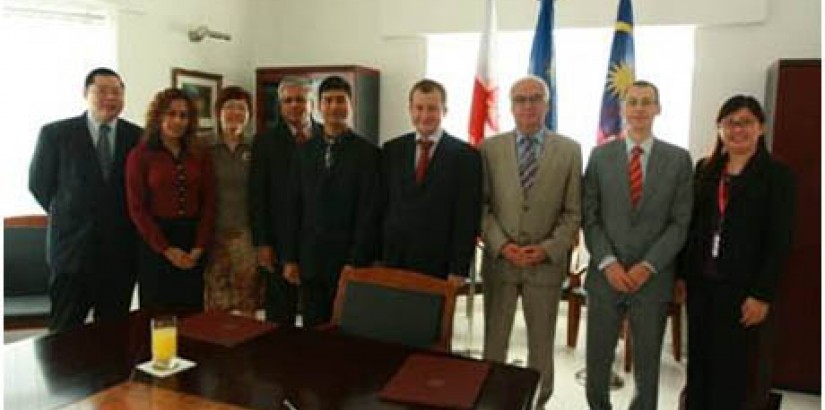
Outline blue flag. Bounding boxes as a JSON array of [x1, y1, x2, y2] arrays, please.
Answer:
[[528, 0, 557, 132], [596, 0, 635, 145]]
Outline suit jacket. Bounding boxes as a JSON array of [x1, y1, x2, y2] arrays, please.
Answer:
[[681, 147, 795, 302], [583, 137, 693, 302], [248, 120, 323, 258], [282, 131, 381, 282], [381, 132, 482, 279], [29, 113, 142, 273], [480, 130, 582, 286]]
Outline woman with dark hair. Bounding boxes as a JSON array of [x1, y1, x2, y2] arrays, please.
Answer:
[[681, 95, 796, 409], [126, 88, 215, 310], [203, 86, 263, 317]]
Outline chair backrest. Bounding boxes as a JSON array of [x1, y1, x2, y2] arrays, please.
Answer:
[[331, 267, 457, 351], [4, 215, 49, 296]]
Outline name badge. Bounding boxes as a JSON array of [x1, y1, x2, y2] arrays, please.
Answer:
[[711, 232, 721, 258]]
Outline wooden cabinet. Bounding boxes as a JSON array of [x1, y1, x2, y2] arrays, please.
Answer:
[[764, 59, 821, 394], [255, 65, 380, 145]]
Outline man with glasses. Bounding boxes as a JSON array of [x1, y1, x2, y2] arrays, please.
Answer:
[[583, 80, 692, 410], [480, 75, 582, 408], [250, 76, 323, 325], [29, 67, 142, 332]]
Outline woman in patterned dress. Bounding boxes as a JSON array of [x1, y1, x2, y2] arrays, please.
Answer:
[[204, 86, 263, 317]]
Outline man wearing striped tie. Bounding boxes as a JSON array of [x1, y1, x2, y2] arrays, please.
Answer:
[[479, 75, 582, 408], [582, 80, 693, 410]]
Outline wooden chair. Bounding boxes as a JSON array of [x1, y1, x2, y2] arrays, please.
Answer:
[[565, 244, 683, 372], [330, 267, 458, 351], [4, 215, 51, 330]]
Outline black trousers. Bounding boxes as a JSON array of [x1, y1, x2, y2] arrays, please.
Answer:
[[263, 263, 298, 326], [49, 232, 136, 333], [300, 277, 339, 328], [686, 278, 762, 410], [137, 219, 204, 311]]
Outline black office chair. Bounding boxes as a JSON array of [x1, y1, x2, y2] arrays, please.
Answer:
[[4, 215, 51, 330], [329, 267, 458, 351]]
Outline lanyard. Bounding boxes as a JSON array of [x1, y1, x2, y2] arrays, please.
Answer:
[[717, 173, 730, 219], [711, 173, 730, 259]]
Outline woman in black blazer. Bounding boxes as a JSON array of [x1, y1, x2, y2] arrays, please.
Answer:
[[682, 95, 795, 410]]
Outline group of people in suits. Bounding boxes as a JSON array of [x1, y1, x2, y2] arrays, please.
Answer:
[[29, 67, 794, 410]]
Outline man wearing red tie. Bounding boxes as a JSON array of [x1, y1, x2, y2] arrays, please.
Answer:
[[380, 79, 481, 286], [583, 80, 693, 410]]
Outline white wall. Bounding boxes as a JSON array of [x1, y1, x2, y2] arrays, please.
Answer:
[[250, 0, 819, 149], [689, 0, 821, 157], [110, 0, 255, 125]]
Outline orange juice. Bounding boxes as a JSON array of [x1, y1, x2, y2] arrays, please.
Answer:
[[151, 326, 177, 370]]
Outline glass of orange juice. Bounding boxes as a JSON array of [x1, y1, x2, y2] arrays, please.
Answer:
[[151, 316, 177, 370]]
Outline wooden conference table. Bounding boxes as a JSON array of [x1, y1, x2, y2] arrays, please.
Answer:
[[4, 312, 539, 409]]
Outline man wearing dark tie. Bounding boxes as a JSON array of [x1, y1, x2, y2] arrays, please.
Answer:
[[583, 80, 693, 410], [29, 68, 142, 332], [380, 79, 481, 285], [250, 76, 323, 325], [282, 76, 380, 327]]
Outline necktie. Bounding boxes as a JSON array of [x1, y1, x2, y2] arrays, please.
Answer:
[[324, 138, 336, 170], [628, 145, 644, 207], [97, 124, 113, 179], [518, 135, 538, 190], [295, 127, 309, 144], [415, 138, 434, 184]]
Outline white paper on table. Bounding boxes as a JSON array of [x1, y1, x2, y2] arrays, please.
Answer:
[[136, 357, 196, 378]]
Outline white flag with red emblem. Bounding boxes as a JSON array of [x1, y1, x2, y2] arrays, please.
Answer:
[[468, 0, 499, 147]]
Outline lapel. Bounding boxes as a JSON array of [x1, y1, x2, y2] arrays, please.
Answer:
[[420, 133, 451, 187], [74, 114, 106, 183], [113, 120, 134, 173], [502, 132, 525, 202], [638, 139, 663, 213], [525, 131, 558, 203], [399, 133, 417, 186]]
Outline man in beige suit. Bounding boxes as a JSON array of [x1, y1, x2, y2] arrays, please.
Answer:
[[480, 75, 582, 408]]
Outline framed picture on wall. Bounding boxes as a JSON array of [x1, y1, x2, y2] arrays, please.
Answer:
[[171, 68, 223, 132]]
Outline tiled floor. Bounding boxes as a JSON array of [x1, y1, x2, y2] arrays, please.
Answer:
[[450, 294, 821, 410], [6, 295, 820, 409]]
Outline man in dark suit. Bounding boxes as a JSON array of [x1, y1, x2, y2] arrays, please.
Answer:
[[381, 79, 481, 285], [282, 76, 380, 327], [249, 76, 322, 325], [583, 80, 693, 410], [29, 67, 142, 332]]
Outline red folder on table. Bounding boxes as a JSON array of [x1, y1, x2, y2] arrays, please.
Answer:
[[379, 353, 491, 409], [179, 311, 275, 347]]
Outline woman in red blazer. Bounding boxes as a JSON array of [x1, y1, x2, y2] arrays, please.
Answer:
[[126, 88, 215, 311]]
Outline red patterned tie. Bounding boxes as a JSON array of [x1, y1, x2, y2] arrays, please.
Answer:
[[629, 146, 644, 207], [415, 138, 434, 184]]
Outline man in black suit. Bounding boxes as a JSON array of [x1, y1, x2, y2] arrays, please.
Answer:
[[29, 67, 142, 332], [282, 76, 380, 327], [249, 76, 322, 325], [381, 79, 481, 284]]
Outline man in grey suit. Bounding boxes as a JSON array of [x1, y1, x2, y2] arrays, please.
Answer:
[[480, 75, 582, 408], [583, 80, 693, 410]]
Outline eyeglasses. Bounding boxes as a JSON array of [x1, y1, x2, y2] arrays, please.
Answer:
[[280, 96, 308, 104], [625, 98, 657, 107], [89, 86, 123, 98], [720, 118, 758, 129], [512, 94, 545, 105]]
